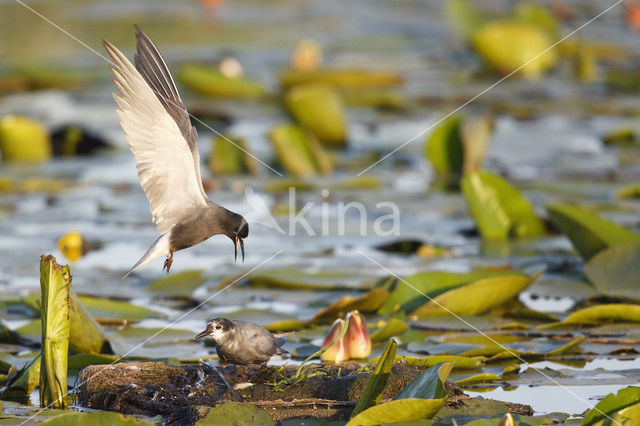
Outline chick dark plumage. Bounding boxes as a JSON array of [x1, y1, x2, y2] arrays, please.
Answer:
[[195, 318, 285, 365]]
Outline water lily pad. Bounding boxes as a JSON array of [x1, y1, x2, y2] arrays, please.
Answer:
[[425, 116, 463, 175], [280, 69, 403, 89], [313, 288, 389, 320], [583, 243, 640, 298], [0, 115, 51, 163], [379, 270, 513, 315], [410, 273, 538, 318], [462, 170, 546, 240], [394, 362, 454, 400], [472, 20, 557, 79], [351, 339, 396, 417], [248, 269, 371, 291], [78, 296, 162, 322], [562, 304, 640, 325], [546, 204, 640, 260], [196, 402, 273, 425], [370, 318, 409, 342], [146, 270, 206, 298], [346, 398, 445, 425], [39, 411, 155, 425], [454, 373, 501, 385], [583, 386, 640, 426], [67, 353, 119, 371], [269, 124, 333, 176], [285, 84, 347, 147], [209, 136, 257, 176], [177, 63, 265, 99]]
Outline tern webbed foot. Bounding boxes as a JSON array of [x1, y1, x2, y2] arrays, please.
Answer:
[[163, 250, 174, 273]]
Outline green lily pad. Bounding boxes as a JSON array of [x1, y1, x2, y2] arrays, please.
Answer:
[[546, 204, 640, 260], [196, 402, 273, 425], [394, 362, 454, 400], [411, 273, 538, 318], [347, 398, 446, 425], [248, 269, 371, 291], [177, 64, 266, 99], [563, 304, 640, 325], [370, 318, 409, 342], [584, 243, 640, 298], [146, 270, 206, 298], [113, 327, 194, 344], [583, 386, 640, 426], [379, 270, 514, 314], [269, 124, 332, 176], [454, 373, 501, 385], [351, 339, 397, 417], [78, 296, 163, 322], [425, 116, 463, 175], [313, 288, 389, 320], [209, 136, 257, 176], [472, 20, 557, 79], [279, 69, 403, 89], [285, 84, 347, 147], [462, 170, 546, 240], [39, 411, 155, 425]]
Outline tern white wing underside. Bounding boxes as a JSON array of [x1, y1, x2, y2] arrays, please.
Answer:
[[104, 36, 208, 234]]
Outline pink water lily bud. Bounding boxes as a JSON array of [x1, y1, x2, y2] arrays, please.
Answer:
[[321, 318, 349, 363], [346, 310, 371, 359]]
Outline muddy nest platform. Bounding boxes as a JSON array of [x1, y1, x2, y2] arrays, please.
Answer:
[[78, 361, 532, 424]]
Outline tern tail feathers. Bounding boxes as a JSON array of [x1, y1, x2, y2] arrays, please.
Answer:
[[123, 233, 171, 278]]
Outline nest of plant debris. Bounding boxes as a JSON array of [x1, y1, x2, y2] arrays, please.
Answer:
[[77, 361, 532, 424]]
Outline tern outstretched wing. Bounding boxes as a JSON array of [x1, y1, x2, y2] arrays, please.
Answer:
[[104, 29, 208, 234]]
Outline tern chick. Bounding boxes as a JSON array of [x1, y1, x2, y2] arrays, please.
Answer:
[[195, 318, 286, 365]]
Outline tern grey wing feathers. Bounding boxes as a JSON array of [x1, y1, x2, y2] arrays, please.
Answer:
[[103, 38, 207, 235], [133, 27, 208, 203]]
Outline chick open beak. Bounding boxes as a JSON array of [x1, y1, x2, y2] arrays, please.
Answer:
[[194, 329, 210, 341], [234, 236, 245, 262]]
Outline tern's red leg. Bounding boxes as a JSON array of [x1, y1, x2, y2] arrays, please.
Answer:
[[163, 250, 174, 273]]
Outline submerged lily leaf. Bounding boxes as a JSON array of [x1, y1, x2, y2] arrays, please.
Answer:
[[546, 204, 640, 260], [67, 353, 119, 371], [313, 288, 388, 320], [39, 411, 155, 425], [196, 402, 273, 425], [394, 362, 454, 400], [584, 243, 640, 298], [285, 84, 347, 147], [146, 270, 206, 298], [351, 339, 397, 417], [582, 386, 640, 426], [462, 170, 546, 240], [410, 273, 538, 318], [177, 64, 265, 99], [248, 269, 371, 291], [78, 296, 162, 323], [346, 398, 445, 425], [562, 304, 640, 325]]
